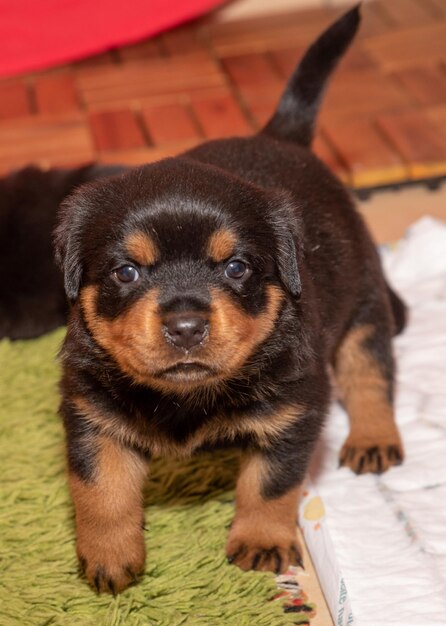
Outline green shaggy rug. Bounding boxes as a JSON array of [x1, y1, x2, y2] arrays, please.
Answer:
[[0, 330, 301, 626]]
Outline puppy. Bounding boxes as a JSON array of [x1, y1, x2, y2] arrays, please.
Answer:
[[54, 6, 405, 594], [0, 164, 127, 340]]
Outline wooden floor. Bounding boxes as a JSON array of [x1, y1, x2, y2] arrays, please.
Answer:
[[1, 0, 446, 188]]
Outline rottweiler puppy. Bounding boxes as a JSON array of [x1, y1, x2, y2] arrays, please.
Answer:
[[54, 6, 405, 594]]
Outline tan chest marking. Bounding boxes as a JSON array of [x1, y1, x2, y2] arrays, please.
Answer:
[[73, 396, 303, 458]]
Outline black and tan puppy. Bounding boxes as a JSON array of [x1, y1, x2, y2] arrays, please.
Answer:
[[54, 6, 405, 593]]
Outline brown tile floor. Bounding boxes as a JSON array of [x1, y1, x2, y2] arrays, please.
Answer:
[[1, 0, 446, 190], [360, 181, 446, 244]]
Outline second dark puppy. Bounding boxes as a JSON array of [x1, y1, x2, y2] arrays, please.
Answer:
[[55, 6, 405, 593], [0, 164, 127, 340]]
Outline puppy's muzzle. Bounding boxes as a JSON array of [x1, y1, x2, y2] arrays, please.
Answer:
[[163, 313, 208, 350]]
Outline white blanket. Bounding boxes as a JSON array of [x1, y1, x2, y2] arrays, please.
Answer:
[[300, 217, 446, 626]]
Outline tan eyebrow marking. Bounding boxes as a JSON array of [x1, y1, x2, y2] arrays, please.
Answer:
[[125, 231, 159, 266], [207, 228, 237, 263]]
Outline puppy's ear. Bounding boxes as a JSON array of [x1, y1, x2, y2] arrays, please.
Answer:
[[268, 193, 302, 299], [274, 221, 301, 298], [54, 166, 128, 302], [54, 193, 84, 302]]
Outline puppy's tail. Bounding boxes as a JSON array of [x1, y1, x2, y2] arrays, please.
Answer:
[[262, 5, 361, 147]]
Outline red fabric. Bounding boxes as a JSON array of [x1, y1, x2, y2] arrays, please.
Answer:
[[0, 0, 224, 77]]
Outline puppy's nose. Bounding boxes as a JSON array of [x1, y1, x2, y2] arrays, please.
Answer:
[[163, 314, 208, 349]]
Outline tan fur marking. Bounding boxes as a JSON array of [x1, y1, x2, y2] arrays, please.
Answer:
[[80, 285, 165, 384], [335, 325, 404, 473], [73, 395, 144, 452], [73, 395, 302, 459], [226, 453, 302, 573], [208, 284, 284, 373], [70, 435, 148, 592], [79, 283, 284, 397], [125, 231, 159, 266], [197, 403, 303, 450], [207, 228, 237, 262]]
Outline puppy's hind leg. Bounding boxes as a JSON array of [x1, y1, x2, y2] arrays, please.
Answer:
[[335, 323, 404, 474]]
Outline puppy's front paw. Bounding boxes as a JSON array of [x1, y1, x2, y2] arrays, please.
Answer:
[[226, 520, 303, 574], [339, 436, 404, 474], [77, 529, 145, 594]]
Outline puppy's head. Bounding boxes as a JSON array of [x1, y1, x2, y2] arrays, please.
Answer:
[[55, 158, 301, 394]]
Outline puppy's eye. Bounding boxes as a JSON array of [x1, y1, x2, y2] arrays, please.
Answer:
[[225, 259, 248, 279], [113, 265, 140, 283]]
